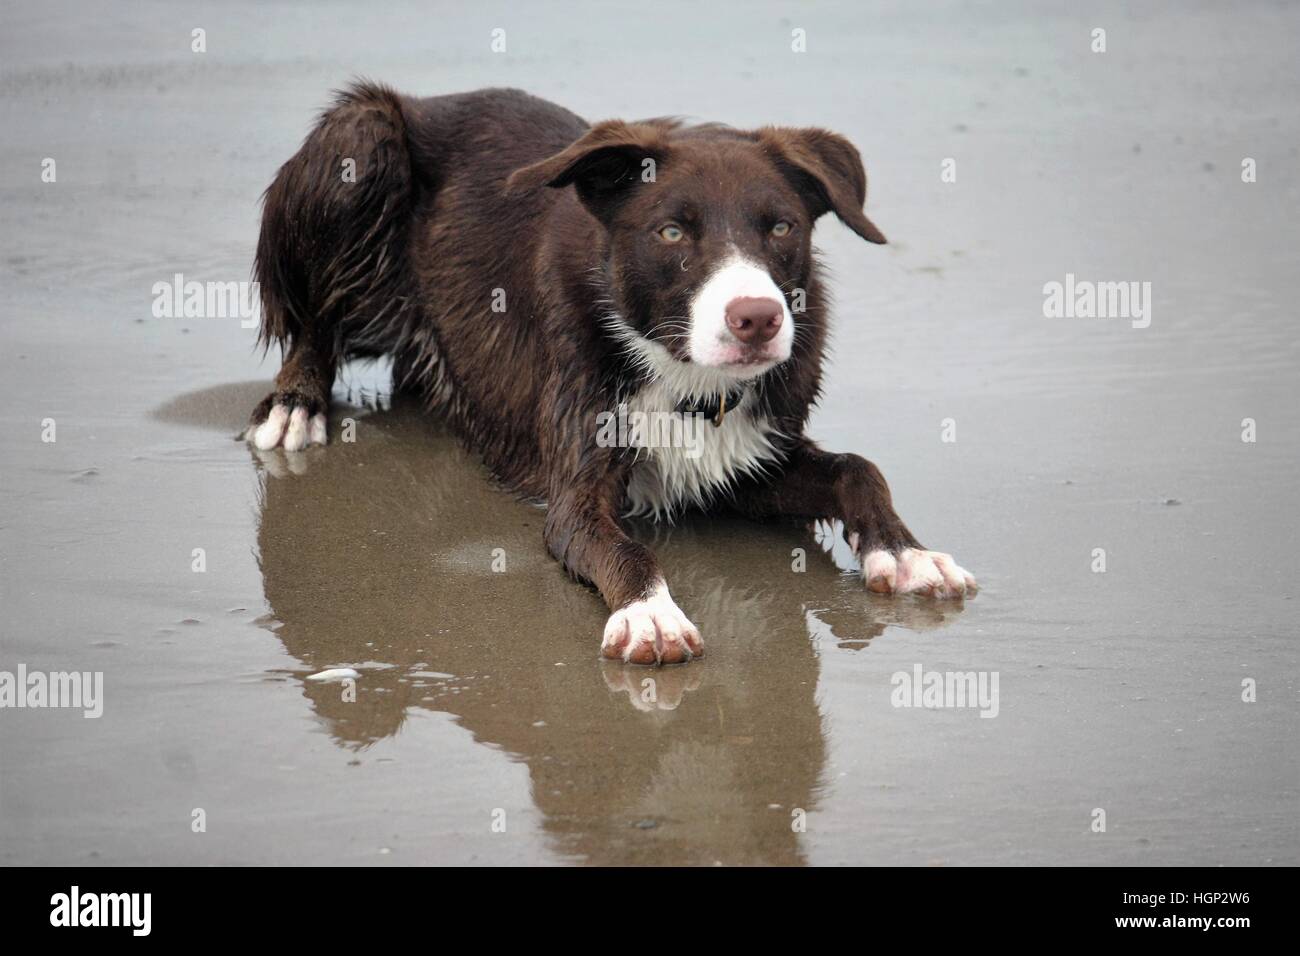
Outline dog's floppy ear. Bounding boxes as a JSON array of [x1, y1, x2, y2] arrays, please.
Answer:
[[506, 120, 669, 222], [758, 127, 887, 244]]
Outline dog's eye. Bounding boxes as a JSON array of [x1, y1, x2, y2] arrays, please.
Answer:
[[658, 224, 685, 243], [771, 220, 793, 238]]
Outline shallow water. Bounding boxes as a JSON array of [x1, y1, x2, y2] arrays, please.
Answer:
[[1, 0, 1297, 865]]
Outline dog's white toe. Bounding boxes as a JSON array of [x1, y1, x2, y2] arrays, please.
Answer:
[[863, 549, 898, 593], [930, 551, 977, 595], [862, 548, 976, 599], [308, 412, 328, 446], [252, 405, 289, 450], [601, 583, 703, 665], [282, 407, 310, 451]]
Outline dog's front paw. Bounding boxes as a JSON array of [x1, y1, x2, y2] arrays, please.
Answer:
[[861, 548, 977, 599], [601, 584, 704, 665]]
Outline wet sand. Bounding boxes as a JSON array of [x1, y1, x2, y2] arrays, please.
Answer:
[[1, 0, 1297, 865]]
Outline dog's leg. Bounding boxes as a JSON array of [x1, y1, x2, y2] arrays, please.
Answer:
[[546, 484, 703, 665], [247, 81, 416, 450], [733, 439, 977, 598]]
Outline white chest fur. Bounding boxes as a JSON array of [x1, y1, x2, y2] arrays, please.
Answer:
[[620, 378, 783, 520]]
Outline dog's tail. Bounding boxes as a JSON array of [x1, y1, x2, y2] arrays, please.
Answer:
[[254, 80, 420, 363]]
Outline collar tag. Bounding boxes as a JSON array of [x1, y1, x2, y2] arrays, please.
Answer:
[[674, 386, 746, 426]]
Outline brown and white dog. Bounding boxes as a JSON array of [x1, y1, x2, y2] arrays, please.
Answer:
[[246, 82, 977, 665]]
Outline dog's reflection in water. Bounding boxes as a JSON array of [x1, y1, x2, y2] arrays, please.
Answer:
[[253, 398, 966, 864]]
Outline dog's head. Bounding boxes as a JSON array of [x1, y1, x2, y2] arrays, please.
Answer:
[[507, 120, 886, 385]]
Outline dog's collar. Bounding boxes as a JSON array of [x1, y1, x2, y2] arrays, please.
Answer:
[[674, 385, 747, 426]]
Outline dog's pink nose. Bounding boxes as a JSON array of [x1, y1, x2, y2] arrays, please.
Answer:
[[724, 296, 783, 345]]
